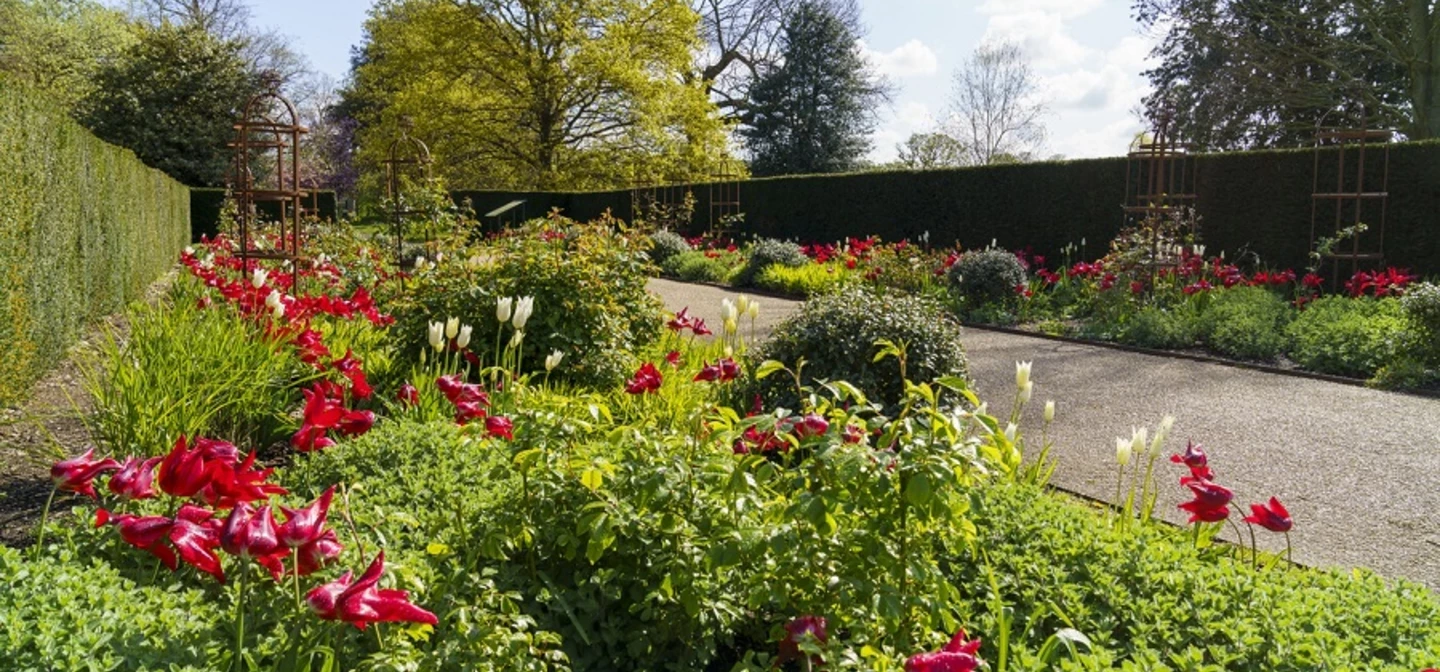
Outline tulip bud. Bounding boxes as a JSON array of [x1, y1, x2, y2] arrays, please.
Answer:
[[496, 297, 514, 323], [1130, 427, 1148, 458], [724, 317, 737, 334], [1116, 437, 1133, 466], [272, 302, 285, 320], [1015, 361, 1032, 390], [184, 245, 195, 256], [509, 330, 525, 350], [1003, 423, 1017, 442], [974, 402, 988, 417], [721, 299, 737, 323], [251, 268, 268, 289], [545, 350, 564, 371], [456, 325, 473, 349], [445, 317, 460, 340], [1018, 381, 1033, 404], [748, 301, 759, 319], [1044, 400, 1055, 423], [427, 321, 444, 351], [265, 290, 282, 311], [737, 295, 751, 316], [415, 255, 425, 269], [1151, 415, 1175, 456], [513, 296, 534, 329]]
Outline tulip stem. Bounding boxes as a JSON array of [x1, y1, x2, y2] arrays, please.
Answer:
[[234, 563, 248, 672], [292, 549, 303, 612], [1284, 531, 1293, 565], [375, 623, 386, 650], [32, 485, 57, 560]]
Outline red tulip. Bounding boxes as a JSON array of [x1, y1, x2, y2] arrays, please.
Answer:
[[169, 504, 225, 581], [455, 401, 487, 426], [159, 437, 215, 498], [306, 551, 439, 630], [842, 424, 865, 444], [278, 486, 335, 548], [1178, 480, 1233, 523], [664, 350, 682, 368], [485, 415, 514, 441], [777, 615, 827, 664], [666, 308, 692, 332], [338, 410, 375, 437], [690, 319, 712, 336], [107, 456, 163, 501], [203, 451, 287, 509], [108, 512, 179, 570], [221, 503, 280, 559], [196, 437, 241, 464], [693, 361, 722, 382], [905, 629, 984, 672], [51, 448, 121, 499], [718, 358, 740, 382], [295, 528, 344, 576], [1170, 441, 1214, 484], [795, 413, 829, 439], [396, 382, 419, 407], [1243, 497, 1293, 533], [293, 329, 331, 366], [625, 362, 663, 394]]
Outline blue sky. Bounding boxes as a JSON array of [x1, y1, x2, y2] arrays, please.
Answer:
[[240, 0, 1156, 162]]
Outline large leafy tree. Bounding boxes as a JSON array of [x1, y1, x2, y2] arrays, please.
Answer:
[[1135, 0, 1431, 147], [346, 0, 735, 192], [739, 0, 885, 176], [79, 23, 253, 186], [0, 0, 137, 110], [894, 132, 968, 170], [945, 42, 1046, 166]]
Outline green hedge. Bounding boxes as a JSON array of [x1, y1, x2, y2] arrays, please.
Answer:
[[454, 140, 1440, 275], [0, 79, 191, 407], [189, 187, 338, 241]]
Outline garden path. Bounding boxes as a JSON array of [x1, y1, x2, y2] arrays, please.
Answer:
[[647, 278, 1440, 591]]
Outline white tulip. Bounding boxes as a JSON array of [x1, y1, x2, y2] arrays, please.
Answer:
[[184, 245, 195, 256], [496, 297, 514, 323], [456, 325, 473, 349], [271, 302, 285, 320], [427, 321, 444, 351], [1044, 400, 1055, 423], [748, 301, 759, 319], [1018, 381, 1033, 404], [508, 330, 525, 350], [736, 295, 751, 316], [445, 317, 459, 340], [545, 350, 564, 372], [1194, 245, 1206, 257], [512, 296, 534, 329], [250, 268, 268, 289], [1130, 427, 1148, 458], [200, 254, 214, 270], [724, 317, 738, 334], [1004, 423, 1017, 442], [1015, 361, 1032, 390], [265, 290, 282, 311], [1150, 416, 1175, 456], [415, 255, 426, 269], [721, 298, 738, 323], [1116, 437, 1133, 466]]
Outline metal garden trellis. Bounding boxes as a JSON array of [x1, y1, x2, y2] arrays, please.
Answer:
[[383, 117, 436, 269], [1309, 108, 1393, 285], [1122, 108, 1199, 284], [228, 75, 308, 289]]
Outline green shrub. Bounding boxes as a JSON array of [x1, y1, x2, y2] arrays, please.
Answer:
[[737, 237, 806, 285], [1119, 305, 1200, 350], [1402, 281, 1440, 361], [661, 249, 736, 283], [948, 249, 1026, 307], [0, 547, 220, 671], [754, 262, 847, 297], [1199, 286, 1291, 360], [393, 217, 661, 387], [753, 288, 969, 407], [0, 80, 190, 406], [1286, 296, 1407, 378], [648, 229, 691, 265]]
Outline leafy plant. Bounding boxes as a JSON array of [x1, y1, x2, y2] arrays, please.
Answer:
[[1286, 296, 1407, 378], [648, 229, 692, 265], [660, 249, 740, 284], [948, 249, 1027, 307], [738, 237, 807, 285], [1199, 286, 1291, 360], [754, 262, 848, 297], [1119, 305, 1200, 350], [1401, 281, 1440, 362]]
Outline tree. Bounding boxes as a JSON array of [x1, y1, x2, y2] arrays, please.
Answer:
[[945, 41, 1046, 166], [740, 0, 886, 176], [134, 0, 310, 87], [0, 0, 137, 110], [1134, 0, 1433, 146], [79, 23, 253, 186], [895, 132, 968, 170], [346, 0, 734, 192]]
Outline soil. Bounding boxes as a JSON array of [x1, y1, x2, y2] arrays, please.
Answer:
[[0, 269, 177, 548]]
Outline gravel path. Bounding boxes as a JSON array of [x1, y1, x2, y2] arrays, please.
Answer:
[[647, 278, 1440, 590]]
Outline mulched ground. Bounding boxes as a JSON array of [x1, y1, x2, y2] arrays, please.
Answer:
[[0, 270, 176, 547]]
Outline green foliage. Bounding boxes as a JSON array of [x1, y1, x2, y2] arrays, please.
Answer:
[[1118, 305, 1200, 350], [349, 0, 734, 193], [754, 262, 848, 296], [647, 229, 692, 265], [738, 237, 808, 285], [949, 249, 1027, 307], [0, 79, 190, 406], [82, 283, 317, 454], [740, 0, 883, 176], [1402, 281, 1440, 359], [952, 483, 1440, 671], [754, 288, 969, 407], [0, 0, 137, 111], [191, 188, 338, 241], [660, 249, 743, 284], [1199, 286, 1291, 360], [393, 217, 661, 387], [1285, 296, 1408, 378], [0, 546, 221, 671]]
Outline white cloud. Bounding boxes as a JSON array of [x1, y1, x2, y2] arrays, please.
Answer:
[[1051, 115, 1146, 159], [870, 100, 936, 162], [859, 39, 940, 78], [977, 0, 1104, 20], [980, 10, 1093, 70]]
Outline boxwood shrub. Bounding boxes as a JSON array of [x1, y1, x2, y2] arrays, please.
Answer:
[[1199, 287, 1291, 360], [1285, 296, 1407, 378]]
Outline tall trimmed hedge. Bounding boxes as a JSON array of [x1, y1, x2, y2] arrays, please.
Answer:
[[189, 188, 338, 241], [0, 80, 190, 406], [454, 140, 1440, 275]]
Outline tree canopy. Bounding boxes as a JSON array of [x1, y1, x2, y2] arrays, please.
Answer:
[[0, 0, 137, 110], [739, 0, 885, 176], [345, 0, 736, 193]]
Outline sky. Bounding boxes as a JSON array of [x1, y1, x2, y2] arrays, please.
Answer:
[[235, 0, 1156, 162]]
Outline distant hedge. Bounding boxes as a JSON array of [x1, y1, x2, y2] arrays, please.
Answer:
[[190, 188, 338, 241], [0, 80, 190, 406], [454, 140, 1440, 275]]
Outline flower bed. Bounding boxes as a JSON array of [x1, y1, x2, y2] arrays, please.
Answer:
[[9, 217, 1440, 671]]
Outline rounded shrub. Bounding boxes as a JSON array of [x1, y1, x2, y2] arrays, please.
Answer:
[[1120, 305, 1199, 350], [751, 288, 969, 408], [649, 229, 692, 265], [1402, 282, 1440, 360], [661, 250, 736, 284], [947, 249, 1027, 306], [738, 237, 807, 285], [1286, 296, 1407, 378], [1198, 286, 1291, 360]]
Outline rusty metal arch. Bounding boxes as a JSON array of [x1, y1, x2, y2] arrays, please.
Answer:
[[383, 117, 435, 267], [227, 74, 308, 288]]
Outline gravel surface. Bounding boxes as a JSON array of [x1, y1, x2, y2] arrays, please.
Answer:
[[646, 278, 1440, 590]]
